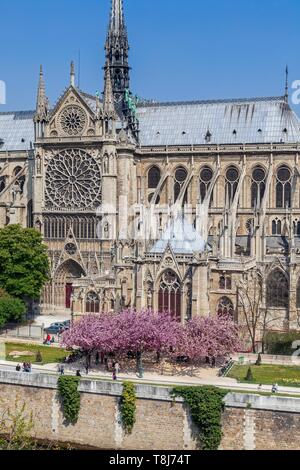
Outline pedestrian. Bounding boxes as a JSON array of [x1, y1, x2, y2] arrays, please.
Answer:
[[76, 370, 81, 377], [114, 361, 120, 376], [211, 357, 216, 368], [16, 364, 21, 372], [60, 365, 65, 375], [272, 383, 277, 393], [28, 362, 32, 373], [112, 369, 117, 381], [95, 352, 100, 365], [85, 364, 89, 375]]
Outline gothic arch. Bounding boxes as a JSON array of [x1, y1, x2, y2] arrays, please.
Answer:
[[173, 166, 188, 203], [266, 269, 289, 308], [157, 269, 182, 320], [148, 166, 161, 189], [275, 165, 292, 209], [199, 165, 214, 204], [217, 296, 235, 317], [225, 165, 240, 203], [53, 259, 86, 309], [85, 291, 100, 314]]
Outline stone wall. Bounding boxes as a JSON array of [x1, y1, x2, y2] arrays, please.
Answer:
[[1, 370, 300, 450]]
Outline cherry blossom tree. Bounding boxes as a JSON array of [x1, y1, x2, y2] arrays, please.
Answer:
[[61, 310, 241, 373], [178, 314, 242, 361]]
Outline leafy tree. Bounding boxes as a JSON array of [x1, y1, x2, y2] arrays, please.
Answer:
[[0, 295, 26, 327], [0, 225, 50, 300]]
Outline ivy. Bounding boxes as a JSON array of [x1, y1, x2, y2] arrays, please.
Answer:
[[172, 386, 227, 450], [58, 376, 81, 425], [120, 382, 136, 434]]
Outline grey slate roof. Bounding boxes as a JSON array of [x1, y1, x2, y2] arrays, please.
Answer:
[[1, 96, 300, 152], [0, 111, 34, 151], [150, 216, 208, 255], [137, 97, 300, 146]]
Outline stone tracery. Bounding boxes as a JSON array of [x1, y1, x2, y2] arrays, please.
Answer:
[[45, 149, 102, 210]]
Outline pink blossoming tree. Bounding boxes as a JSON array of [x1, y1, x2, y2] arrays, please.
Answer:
[[61, 310, 241, 373]]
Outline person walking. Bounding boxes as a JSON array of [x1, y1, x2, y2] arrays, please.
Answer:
[[16, 364, 21, 372], [114, 361, 120, 376], [60, 364, 65, 375], [112, 369, 117, 381]]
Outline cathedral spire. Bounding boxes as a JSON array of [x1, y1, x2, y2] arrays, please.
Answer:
[[105, 0, 130, 107], [103, 66, 116, 117], [109, 0, 125, 34], [35, 65, 48, 122], [70, 61, 75, 87], [284, 65, 289, 104]]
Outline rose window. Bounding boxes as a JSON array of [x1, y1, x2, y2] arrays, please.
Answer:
[[65, 243, 77, 255], [60, 106, 87, 136], [45, 149, 102, 209]]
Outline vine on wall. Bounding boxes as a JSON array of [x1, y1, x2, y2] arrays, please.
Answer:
[[172, 386, 227, 450], [120, 382, 136, 434], [58, 376, 81, 425]]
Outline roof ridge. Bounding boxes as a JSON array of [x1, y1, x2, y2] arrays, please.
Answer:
[[137, 96, 286, 108]]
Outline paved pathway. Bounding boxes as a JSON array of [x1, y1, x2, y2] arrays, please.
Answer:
[[1, 359, 300, 397]]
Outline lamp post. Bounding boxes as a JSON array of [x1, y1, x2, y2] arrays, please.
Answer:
[[70, 289, 75, 325]]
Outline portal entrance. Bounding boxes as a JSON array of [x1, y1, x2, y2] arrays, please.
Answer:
[[50, 260, 85, 310]]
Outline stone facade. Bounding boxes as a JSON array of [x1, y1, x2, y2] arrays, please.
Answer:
[[0, 0, 300, 341], [0, 371, 300, 450]]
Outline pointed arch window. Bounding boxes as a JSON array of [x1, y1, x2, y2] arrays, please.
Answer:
[[272, 218, 282, 235], [225, 167, 239, 203], [294, 220, 300, 237], [276, 166, 292, 208], [158, 270, 181, 320], [148, 166, 161, 189], [200, 166, 213, 203], [217, 297, 234, 317], [174, 167, 188, 203], [86, 292, 100, 314], [266, 270, 289, 308], [251, 166, 266, 208]]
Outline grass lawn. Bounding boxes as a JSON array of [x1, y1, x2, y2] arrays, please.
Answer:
[[2, 342, 68, 365], [228, 364, 300, 387]]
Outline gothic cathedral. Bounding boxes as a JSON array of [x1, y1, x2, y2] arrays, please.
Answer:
[[1, 0, 300, 341]]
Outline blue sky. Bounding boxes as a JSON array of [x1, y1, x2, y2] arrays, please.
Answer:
[[1, 0, 300, 111]]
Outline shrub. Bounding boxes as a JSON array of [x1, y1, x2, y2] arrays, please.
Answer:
[[245, 367, 254, 381], [57, 376, 81, 424], [171, 386, 227, 450], [265, 331, 300, 356], [120, 382, 136, 434]]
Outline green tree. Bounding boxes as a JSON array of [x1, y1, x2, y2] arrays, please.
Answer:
[[0, 225, 49, 300], [0, 296, 26, 327]]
